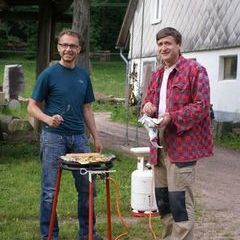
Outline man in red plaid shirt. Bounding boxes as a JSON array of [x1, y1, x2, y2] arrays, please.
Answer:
[[142, 27, 213, 240]]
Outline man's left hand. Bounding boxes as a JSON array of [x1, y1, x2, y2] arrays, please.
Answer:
[[157, 112, 172, 128], [94, 138, 103, 153]]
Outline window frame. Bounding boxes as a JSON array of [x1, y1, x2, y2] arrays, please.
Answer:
[[151, 0, 162, 24], [219, 55, 238, 81]]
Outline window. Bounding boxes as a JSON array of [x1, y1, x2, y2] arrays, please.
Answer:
[[223, 56, 237, 79], [219, 55, 237, 80], [141, 61, 155, 102], [151, 0, 162, 24]]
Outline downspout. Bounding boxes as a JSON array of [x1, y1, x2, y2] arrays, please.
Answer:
[[120, 47, 128, 66], [135, 0, 145, 146], [118, 47, 130, 145]]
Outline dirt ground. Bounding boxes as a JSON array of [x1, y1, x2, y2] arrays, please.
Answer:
[[95, 112, 240, 240]]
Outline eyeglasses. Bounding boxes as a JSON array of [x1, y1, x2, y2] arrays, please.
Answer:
[[58, 43, 79, 50]]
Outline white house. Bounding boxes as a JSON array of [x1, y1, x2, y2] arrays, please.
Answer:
[[116, 0, 240, 123]]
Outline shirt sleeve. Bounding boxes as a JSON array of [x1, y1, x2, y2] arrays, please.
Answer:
[[84, 74, 95, 104], [31, 71, 49, 102]]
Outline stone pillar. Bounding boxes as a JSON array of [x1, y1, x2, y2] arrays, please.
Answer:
[[3, 64, 24, 101]]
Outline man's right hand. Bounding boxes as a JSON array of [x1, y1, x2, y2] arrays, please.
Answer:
[[28, 99, 63, 128], [142, 102, 157, 117], [46, 114, 64, 128]]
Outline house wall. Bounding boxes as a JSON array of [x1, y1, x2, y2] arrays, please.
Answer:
[[128, 0, 240, 122], [129, 0, 240, 59], [184, 48, 240, 122], [129, 0, 158, 59]]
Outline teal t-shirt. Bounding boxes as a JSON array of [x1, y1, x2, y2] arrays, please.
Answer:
[[31, 63, 95, 135]]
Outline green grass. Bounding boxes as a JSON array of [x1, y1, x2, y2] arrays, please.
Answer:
[[92, 102, 140, 126], [0, 56, 126, 99], [0, 56, 129, 119], [91, 61, 126, 98], [214, 134, 240, 151], [0, 143, 163, 239], [0, 104, 28, 119], [0, 55, 138, 125]]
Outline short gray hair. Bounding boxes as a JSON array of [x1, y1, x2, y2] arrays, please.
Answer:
[[156, 27, 182, 45]]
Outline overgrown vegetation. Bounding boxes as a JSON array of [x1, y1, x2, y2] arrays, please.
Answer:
[[214, 134, 240, 151], [0, 0, 128, 55]]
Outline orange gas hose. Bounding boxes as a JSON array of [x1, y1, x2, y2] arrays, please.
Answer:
[[106, 171, 158, 240], [148, 167, 157, 240], [107, 177, 129, 240]]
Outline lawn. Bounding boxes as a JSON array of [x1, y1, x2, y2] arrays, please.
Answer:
[[0, 55, 126, 99], [0, 54, 141, 131], [0, 143, 163, 239], [0, 54, 139, 125]]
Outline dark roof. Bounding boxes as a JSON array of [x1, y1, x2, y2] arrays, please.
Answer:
[[0, 0, 72, 20], [115, 0, 138, 49]]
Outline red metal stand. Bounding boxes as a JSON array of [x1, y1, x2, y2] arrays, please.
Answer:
[[88, 173, 93, 240], [48, 166, 113, 240], [106, 173, 112, 240], [48, 166, 62, 240]]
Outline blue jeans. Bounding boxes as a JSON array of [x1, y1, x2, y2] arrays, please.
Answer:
[[40, 131, 96, 239]]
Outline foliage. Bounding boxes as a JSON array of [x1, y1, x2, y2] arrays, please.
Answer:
[[92, 102, 140, 126], [90, 0, 128, 51], [214, 134, 240, 151], [92, 102, 116, 112], [0, 19, 38, 57], [111, 104, 140, 126], [1, 104, 28, 119], [0, 1, 128, 54]]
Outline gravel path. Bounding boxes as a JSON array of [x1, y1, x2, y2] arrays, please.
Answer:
[[95, 112, 240, 240]]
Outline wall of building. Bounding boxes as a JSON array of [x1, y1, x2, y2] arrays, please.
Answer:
[[128, 0, 240, 122], [129, 0, 240, 58], [184, 48, 240, 122]]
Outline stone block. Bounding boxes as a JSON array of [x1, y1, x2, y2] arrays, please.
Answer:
[[0, 92, 5, 105], [3, 64, 24, 101], [8, 119, 33, 133]]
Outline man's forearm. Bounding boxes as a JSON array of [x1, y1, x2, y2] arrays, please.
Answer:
[[28, 99, 51, 125], [83, 104, 99, 140]]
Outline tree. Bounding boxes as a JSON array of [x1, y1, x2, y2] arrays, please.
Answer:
[[90, 0, 128, 51], [72, 0, 91, 73]]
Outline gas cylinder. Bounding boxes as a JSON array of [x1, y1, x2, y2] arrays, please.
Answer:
[[131, 167, 157, 212], [130, 147, 157, 213]]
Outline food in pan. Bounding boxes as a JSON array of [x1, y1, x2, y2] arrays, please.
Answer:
[[61, 153, 112, 164]]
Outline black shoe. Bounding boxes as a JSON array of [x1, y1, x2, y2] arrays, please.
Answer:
[[79, 232, 103, 240]]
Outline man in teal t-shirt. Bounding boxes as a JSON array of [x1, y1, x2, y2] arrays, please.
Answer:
[[28, 29, 103, 240]]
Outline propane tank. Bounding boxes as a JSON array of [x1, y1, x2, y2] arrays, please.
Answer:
[[130, 147, 158, 215]]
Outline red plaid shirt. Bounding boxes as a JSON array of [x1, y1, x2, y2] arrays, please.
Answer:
[[143, 56, 213, 165]]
